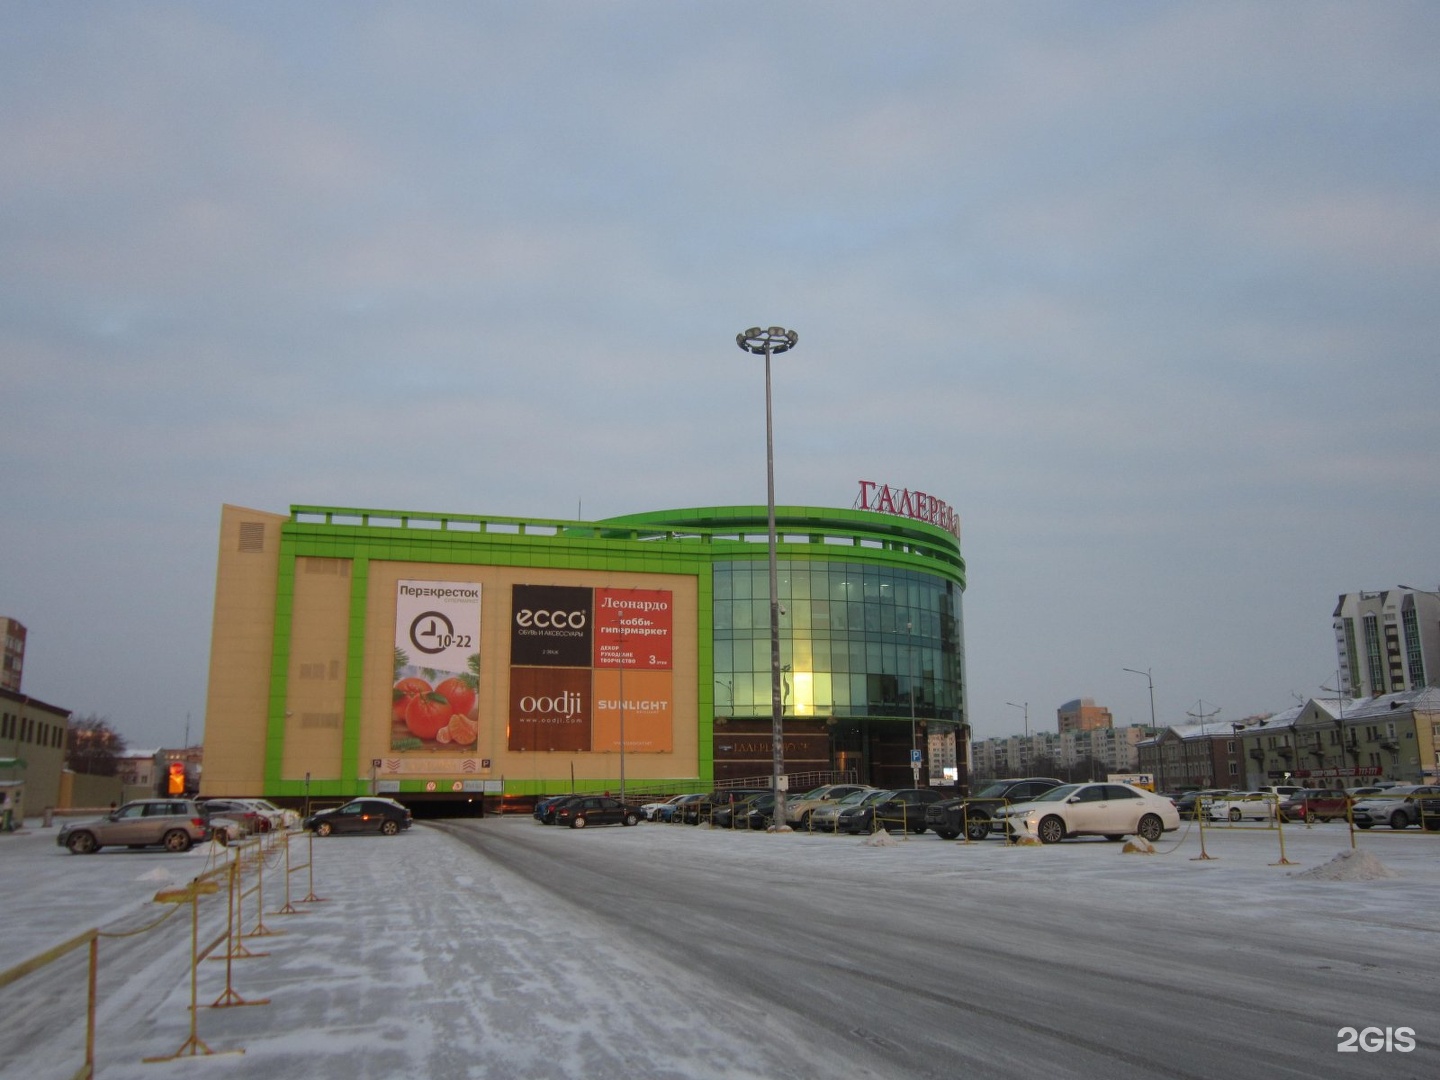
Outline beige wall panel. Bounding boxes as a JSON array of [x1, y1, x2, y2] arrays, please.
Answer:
[[361, 562, 700, 786], [200, 505, 285, 796], [281, 557, 352, 780]]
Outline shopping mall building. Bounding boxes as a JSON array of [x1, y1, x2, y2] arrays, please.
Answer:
[[201, 488, 968, 810]]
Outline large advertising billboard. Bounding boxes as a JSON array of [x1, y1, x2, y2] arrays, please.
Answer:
[[507, 584, 674, 753], [392, 581, 481, 751]]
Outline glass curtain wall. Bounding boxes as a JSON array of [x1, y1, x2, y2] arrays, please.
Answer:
[[712, 560, 964, 725]]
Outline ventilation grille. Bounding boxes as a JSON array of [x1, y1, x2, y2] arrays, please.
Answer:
[[298, 661, 342, 680], [238, 522, 266, 553], [300, 713, 341, 729]]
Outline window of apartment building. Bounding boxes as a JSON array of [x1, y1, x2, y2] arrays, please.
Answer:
[[1402, 608, 1426, 687]]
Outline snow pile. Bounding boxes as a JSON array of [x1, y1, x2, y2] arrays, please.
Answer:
[[1122, 836, 1157, 855], [861, 830, 898, 847], [1293, 848, 1400, 881]]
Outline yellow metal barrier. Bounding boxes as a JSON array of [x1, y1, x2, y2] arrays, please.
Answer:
[[141, 877, 239, 1063], [0, 928, 99, 1080]]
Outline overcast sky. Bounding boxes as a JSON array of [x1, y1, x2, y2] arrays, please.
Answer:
[[3, 2, 1437, 750]]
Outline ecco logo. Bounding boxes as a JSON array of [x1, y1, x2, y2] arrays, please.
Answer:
[[1337, 1027, 1415, 1053], [515, 609, 587, 629]]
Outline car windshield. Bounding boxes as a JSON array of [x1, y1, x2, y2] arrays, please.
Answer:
[[1031, 784, 1081, 803], [834, 790, 874, 807], [860, 790, 896, 805]]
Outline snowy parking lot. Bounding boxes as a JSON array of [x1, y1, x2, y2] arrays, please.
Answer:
[[2, 814, 1438, 1079]]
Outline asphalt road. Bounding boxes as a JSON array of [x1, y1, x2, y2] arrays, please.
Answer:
[[432, 818, 1439, 1080]]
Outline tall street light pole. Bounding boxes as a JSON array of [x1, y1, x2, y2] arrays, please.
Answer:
[[1123, 667, 1156, 731], [1005, 701, 1028, 738], [737, 325, 798, 832]]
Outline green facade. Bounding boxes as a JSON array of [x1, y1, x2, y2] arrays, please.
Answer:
[[264, 503, 965, 798]]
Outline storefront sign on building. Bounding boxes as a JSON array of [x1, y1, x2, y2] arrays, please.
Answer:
[[857, 480, 960, 537]]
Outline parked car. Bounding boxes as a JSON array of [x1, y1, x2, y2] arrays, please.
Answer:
[[239, 798, 295, 830], [1205, 792, 1281, 823], [811, 788, 891, 832], [1276, 789, 1350, 824], [196, 797, 268, 835], [641, 794, 688, 821], [551, 795, 640, 829], [681, 788, 771, 825], [1174, 789, 1237, 820], [852, 788, 944, 834], [535, 795, 578, 824], [656, 793, 705, 823], [304, 797, 412, 836], [831, 789, 934, 835], [926, 777, 1064, 840], [57, 799, 212, 855], [1350, 786, 1440, 830], [783, 784, 872, 828], [1416, 793, 1440, 831], [992, 782, 1180, 844], [713, 792, 780, 830]]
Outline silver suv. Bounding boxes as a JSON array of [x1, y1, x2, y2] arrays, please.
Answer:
[[57, 799, 211, 854]]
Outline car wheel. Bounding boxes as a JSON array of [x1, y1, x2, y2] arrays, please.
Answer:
[[571, 815, 587, 829], [1423, 818, 1440, 832], [1356, 822, 1372, 830], [380, 819, 400, 836], [1137, 814, 1164, 842], [964, 814, 991, 842], [798, 811, 811, 828], [1228, 807, 1242, 822], [911, 824, 926, 834], [67, 831, 98, 855], [1389, 812, 1409, 830], [315, 821, 333, 837], [1037, 816, 1065, 844], [163, 829, 193, 853], [935, 829, 958, 841], [623, 813, 639, 826]]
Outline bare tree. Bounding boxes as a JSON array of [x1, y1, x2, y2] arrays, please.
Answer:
[[65, 714, 127, 776]]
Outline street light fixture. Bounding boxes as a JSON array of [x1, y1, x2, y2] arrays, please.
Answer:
[[736, 325, 798, 832]]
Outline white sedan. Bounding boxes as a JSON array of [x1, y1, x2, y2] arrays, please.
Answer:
[[1204, 791, 1279, 822], [992, 782, 1181, 844]]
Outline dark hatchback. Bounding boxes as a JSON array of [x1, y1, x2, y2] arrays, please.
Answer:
[[304, 797, 413, 836], [551, 796, 641, 829], [680, 788, 771, 825], [712, 792, 780, 830], [840, 788, 943, 834], [926, 778, 1064, 840]]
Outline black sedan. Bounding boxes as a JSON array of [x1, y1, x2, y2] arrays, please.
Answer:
[[304, 797, 413, 836], [551, 796, 640, 829]]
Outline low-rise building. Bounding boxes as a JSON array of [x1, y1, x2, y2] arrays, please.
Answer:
[[1, 687, 72, 818]]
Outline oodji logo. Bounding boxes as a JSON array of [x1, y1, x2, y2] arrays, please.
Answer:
[[518, 691, 584, 717]]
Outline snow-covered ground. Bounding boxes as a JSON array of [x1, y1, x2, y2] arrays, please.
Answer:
[[3, 814, 1438, 1079]]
